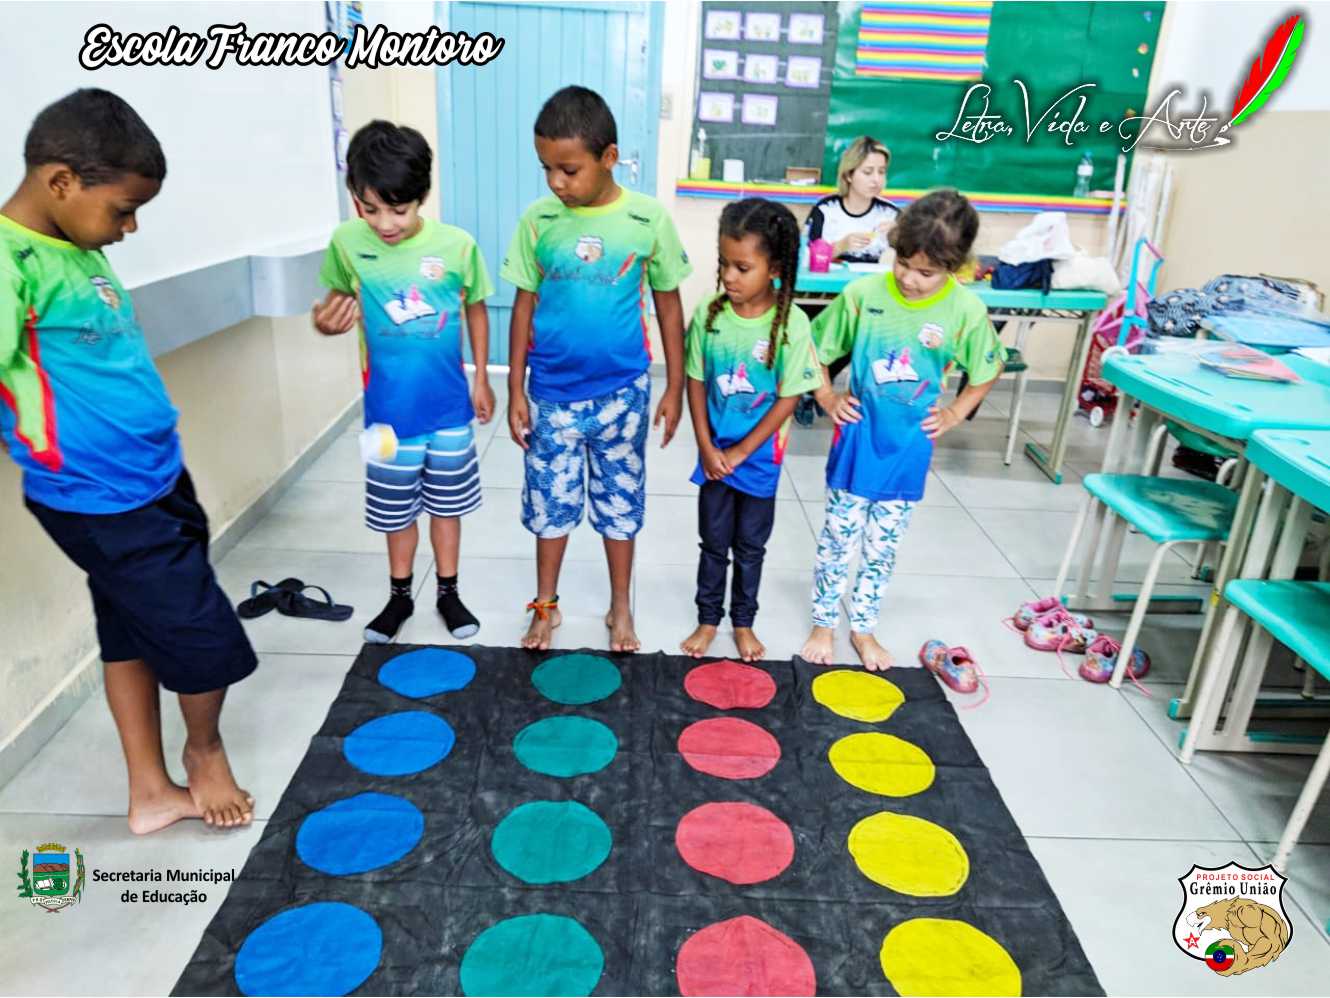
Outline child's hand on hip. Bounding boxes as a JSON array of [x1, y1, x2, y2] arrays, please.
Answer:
[[472, 379, 495, 424], [654, 391, 682, 448], [922, 403, 961, 439], [508, 394, 531, 450], [311, 292, 358, 335], [824, 391, 862, 426], [701, 445, 733, 481]]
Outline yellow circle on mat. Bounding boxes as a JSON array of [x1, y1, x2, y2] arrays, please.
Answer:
[[880, 918, 1021, 997], [812, 670, 905, 723], [828, 732, 935, 797], [848, 812, 969, 896]]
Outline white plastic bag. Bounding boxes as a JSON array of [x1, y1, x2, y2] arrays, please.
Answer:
[[1053, 250, 1122, 295], [998, 211, 1076, 265]]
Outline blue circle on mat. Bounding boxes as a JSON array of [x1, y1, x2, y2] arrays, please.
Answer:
[[235, 902, 381, 996], [378, 648, 476, 698], [296, 792, 423, 875], [344, 711, 456, 776]]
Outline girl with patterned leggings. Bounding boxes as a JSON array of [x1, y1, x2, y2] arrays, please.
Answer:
[[800, 190, 1003, 671]]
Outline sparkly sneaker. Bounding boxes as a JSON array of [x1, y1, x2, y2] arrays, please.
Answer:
[[919, 641, 989, 708], [1080, 635, 1152, 688], [1010, 596, 1093, 632], [1024, 607, 1098, 653]]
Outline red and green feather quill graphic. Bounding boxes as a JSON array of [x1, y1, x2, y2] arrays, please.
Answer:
[[1227, 13, 1305, 130]]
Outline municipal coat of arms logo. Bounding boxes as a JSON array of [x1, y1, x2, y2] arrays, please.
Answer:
[[16, 842, 85, 913], [1173, 862, 1291, 975]]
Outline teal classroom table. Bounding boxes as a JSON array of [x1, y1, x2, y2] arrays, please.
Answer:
[[1076, 351, 1330, 719], [1181, 429, 1330, 758], [794, 262, 1107, 482]]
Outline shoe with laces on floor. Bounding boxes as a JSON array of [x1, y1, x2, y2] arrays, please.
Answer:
[[1024, 607, 1098, 653]]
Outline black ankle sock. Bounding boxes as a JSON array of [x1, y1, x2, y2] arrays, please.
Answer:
[[390, 574, 413, 598], [365, 582, 414, 643], [436, 574, 479, 638]]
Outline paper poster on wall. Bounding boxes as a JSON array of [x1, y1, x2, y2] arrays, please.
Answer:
[[741, 93, 779, 126], [788, 12, 825, 44], [698, 91, 736, 123], [786, 55, 821, 88], [702, 49, 739, 79], [704, 9, 741, 40], [743, 53, 780, 84], [744, 11, 781, 41]]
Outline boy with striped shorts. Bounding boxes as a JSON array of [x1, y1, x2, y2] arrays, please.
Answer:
[[314, 121, 495, 642]]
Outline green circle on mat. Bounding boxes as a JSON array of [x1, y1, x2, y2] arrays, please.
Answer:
[[491, 800, 612, 884], [460, 913, 604, 997], [531, 654, 622, 705], [514, 716, 618, 777]]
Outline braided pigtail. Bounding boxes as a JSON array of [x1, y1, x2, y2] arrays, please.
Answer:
[[765, 206, 801, 369]]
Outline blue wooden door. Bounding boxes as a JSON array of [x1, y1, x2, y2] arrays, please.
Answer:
[[437, 0, 663, 363]]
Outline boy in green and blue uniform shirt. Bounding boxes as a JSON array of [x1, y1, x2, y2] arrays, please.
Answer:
[[315, 120, 495, 643], [504, 86, 691, 653], [1, 89, 256, 833]]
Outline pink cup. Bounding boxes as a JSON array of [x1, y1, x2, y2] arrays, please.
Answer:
[[808, 239, 834, 273]]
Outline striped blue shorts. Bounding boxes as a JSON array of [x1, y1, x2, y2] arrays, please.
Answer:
[[364, 424, 482, 532]]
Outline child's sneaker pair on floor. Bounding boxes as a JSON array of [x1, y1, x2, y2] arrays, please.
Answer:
[[1013, 597, 1151, 687]]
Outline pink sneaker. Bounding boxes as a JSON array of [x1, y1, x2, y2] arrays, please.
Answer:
[[1024, 607, 1098, 653], [919, 641, 989, 708], [1009, 596, 1093, 632], [1080, 635, 1152, 693]]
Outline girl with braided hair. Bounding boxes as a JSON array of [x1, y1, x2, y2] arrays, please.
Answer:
[[681, 198, 823, 662]]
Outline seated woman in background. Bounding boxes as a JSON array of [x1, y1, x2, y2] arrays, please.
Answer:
[[805, 136, 898, 264]]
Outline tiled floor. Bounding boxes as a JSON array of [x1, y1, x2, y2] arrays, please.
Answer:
[[3, 381, 1328, 996]]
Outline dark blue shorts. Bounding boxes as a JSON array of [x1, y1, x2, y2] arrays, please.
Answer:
[[26, 470, 258, 694]]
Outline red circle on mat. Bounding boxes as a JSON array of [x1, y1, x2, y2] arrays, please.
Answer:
[[675, 802, 794, 884], [677, 915, 816, 997], [684, 660, 777, 710], [678, 718, 781, 780]]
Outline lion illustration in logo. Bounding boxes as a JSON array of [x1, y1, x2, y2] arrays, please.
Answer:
[[1185, 897, 1289, 975]]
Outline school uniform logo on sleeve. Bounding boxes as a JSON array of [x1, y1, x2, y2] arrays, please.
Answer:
[[575, 236, 604, 263], [918, 322, 944, 349], [90, 276, 120, 310], [419, 256, 445, 280]]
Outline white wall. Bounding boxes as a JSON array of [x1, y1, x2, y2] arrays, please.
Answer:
[[1147, 1, 1330, 297], [1, 2, 339, 287], [1149, 2, 1330, 114]]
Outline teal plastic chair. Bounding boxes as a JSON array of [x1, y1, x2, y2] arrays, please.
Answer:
[[1054, 472, 1238, 687], [1185, 581, 1330, 872]]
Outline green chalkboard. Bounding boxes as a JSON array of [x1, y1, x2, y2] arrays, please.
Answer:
[[823, 1, 1164, 196], [692, 2, 840, 183]]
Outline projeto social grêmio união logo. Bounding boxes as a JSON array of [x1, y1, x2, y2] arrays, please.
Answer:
[[936, 11, 1306, 153], [1172, 862, 1292, 976]]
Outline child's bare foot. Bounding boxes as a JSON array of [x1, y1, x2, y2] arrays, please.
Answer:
[[605, 602, 640, 653], [522, 603, 562, 650], [850, 631, 895, 672], [182, 742, 254, 828], [800, 626, 837, 665], [681, 624, 718, 658], [734, 627, 766, 662], [128, 783, 201, 835]]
